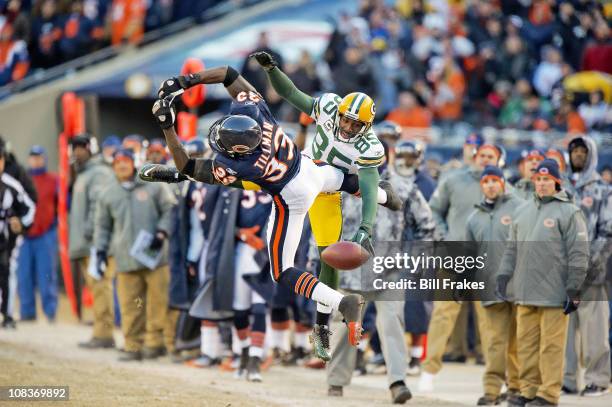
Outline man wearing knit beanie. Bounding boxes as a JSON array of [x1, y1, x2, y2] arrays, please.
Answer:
[[498, 158, 589, 406], [467, 166, 524, 405]]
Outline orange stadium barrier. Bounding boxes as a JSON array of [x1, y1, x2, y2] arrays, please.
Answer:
[[58, 92, 88, 318]]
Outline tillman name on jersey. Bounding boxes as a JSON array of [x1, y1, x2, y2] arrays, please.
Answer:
[[254, 121, 274, 172]]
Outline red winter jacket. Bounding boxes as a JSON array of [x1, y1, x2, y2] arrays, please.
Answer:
[[28, 172, 58, 237]]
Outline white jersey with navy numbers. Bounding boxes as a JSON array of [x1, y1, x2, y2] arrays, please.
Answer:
[[307, 93, 384, 175]]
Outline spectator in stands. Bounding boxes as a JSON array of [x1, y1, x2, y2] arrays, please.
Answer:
[[498, 34, 531, 83], [110, 0, 146, 46], [533, 46, 564, 98], [486, 81, 512, 124], [0, 17, 29, 85], [58, 0, 95, 61], [551, 99, 587, 134], [284, 50, 320, 121], [17, 145, 57, 322], [144, 0, 173, 32], [519, 93, 553, 131], [241, 31, 283, 94], [555, 1, 589, 70], [578, 91, 610, 130], [332, 46, 375, 99], [385, 89, 431, 129], [422, 56, 465, 123], [581, 20, 612, 75], [30, 0, 62, 68], [2, 0, 30, 41]]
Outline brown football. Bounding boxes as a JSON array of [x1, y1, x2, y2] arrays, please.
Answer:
[[321, 241, 371, 270]]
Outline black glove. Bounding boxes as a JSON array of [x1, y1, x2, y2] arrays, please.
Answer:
[[149, 231, 166, 251], [139, 163, 188, 183], [96, 251, 108, 277], [152, 99, 176, 129], [249, 51, 278, 71], [157, 74, 199, 99], [563, 289, 580, 315], [351, 226, 374, 257], [495, 275, 510, 301]]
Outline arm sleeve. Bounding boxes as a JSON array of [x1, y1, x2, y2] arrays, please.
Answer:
[[266, 67, 315, 114], [465, 215, 476, 242], [564, 210, 590, 293], [155, 184, 177, 235], [94, 196, 113, 253], [357, 167, 379, 234], [12, 182, 36, 229], [84, 171, 107, 240], [428, 179, 451, 239], [409, 187, 436, 241], [497, 222, 518, 279]]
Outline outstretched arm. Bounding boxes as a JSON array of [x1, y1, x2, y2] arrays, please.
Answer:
[[250, 52, 315, 114], [158, 66, 257, 100], [151, 99, 260, 191]]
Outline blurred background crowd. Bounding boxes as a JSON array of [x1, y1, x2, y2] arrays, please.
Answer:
[[1, 0, 611, 134]]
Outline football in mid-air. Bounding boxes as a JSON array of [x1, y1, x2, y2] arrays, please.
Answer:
[[321, 241, 371, 270]]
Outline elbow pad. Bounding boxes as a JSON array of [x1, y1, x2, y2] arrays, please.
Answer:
[[223, 66, 240, 87], [182, 159, 196, 178]]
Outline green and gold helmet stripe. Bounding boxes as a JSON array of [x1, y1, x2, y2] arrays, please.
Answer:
[[349, 93, 366, 116]]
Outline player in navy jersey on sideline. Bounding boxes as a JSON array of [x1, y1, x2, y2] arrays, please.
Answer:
[[232, 189, 272, 382]]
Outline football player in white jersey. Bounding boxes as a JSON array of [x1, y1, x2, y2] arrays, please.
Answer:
[[251, 51, 399, 361]]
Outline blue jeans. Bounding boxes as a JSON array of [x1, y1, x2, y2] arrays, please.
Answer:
[[17, 227, 58, 319]]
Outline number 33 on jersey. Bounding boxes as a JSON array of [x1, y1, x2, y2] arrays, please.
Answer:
[[308, 93, 384, 174]]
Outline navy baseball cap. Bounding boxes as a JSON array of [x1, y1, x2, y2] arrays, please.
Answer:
[[102, 135, 121, 148], [29, 145, 46, 156]]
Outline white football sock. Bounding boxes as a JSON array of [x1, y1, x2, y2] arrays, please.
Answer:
[[316, 302, 332, 315], [249, 345, 264, 359], [294, 331, 309, 349], [201, 325, 220, 359], [311, 283, 343, 311]]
